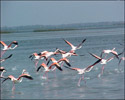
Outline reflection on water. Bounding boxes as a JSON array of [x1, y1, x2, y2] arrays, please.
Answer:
[[1, 28, 124, 99]]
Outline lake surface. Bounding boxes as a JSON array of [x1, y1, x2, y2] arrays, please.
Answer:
[[1, 28, 124, 99]]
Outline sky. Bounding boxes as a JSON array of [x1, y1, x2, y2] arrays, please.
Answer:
[[1, 1, 124, 27]]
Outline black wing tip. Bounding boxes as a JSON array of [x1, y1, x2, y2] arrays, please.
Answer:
[[36, 66, 41, 72], [28, 76, 33, 80], [6, 54, 13, 59], [83, 38, 86, 41], [2, 78, 9, 83], [9, 54, 13, 57], [57, 67, 63, 71]]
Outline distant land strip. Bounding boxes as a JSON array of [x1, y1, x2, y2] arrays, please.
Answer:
[[33, 28, 78, 32], [1, 21, 124, 34]]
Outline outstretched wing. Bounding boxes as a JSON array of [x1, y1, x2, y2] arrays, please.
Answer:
[[85, 59, 101, 72], [0, 41, 7, 47], [89, 52, 102, 60], [64, 66, 80, 71], [2, 77, 11, 83], [63, 38, 75, 49], [76, 39, 86, 49], [5, 54, 13, 60], [49, 63, 63, 71], [36, 65, 42, 72], [18, 74, 33, 80]]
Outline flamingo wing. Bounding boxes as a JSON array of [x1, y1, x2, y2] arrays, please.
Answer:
[[2, 77, 11, 83], [89, 52, 102, 60], [18, 74, 33, 80], [36, 65, 42, 72], [63, 38, 75, 49], [5, 54, 13, 60], [8, 41, 18, 48], [76, 39, 86, 49], [49, 63, 63, 71], [64, 66, 80, 71], [107, 56, 114, 62], [0, 41, 8, 47], [85, 59, 101, 71], [111, 51, 119, 59]]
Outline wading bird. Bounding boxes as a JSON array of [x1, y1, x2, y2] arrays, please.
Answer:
[[47, 57, 71, 71], [89, 52, 117, 77], [63, 38, 86, 53], [64, 59, 101, 86], [0, 41, 18, 57], [2, 69, 33, 91], [40, 49, 60, 62], [101, 48, 119, 59]]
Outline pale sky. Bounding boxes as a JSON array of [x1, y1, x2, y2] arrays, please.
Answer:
[[1, 1, 124, 27]]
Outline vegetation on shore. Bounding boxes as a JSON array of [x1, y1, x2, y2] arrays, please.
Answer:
[[33, 28, 78, 32], [0, 31, 13, 34], [1, 21, 124, 34]]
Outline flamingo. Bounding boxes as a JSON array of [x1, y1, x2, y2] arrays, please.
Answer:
[[64, 59, 101, 86], [0, 41, 18, 57], [0, 54, 13, 63], [58, 49, 78, 58], [36, 63, 52, 79], [40, 49, 60, 63], [89, 52, 117, 77], [2, 69, 33, 91], [47, 57, 71, 71], [63, 38, 86, 53], [37, 62, 63, 79], [29, 53, 42, 68], [101, 48, 119, 59], [0, 67, 6, 78]]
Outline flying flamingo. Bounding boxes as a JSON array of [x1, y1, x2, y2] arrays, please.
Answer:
[[47, 57, 71, 71], [0, 41, 18, 57], [37, 62, 63, 79], [2, 69, 33, 91], [0, 54, 13, 63], [89, 52, 117, 77], [36, 63, 52, 79], [40, 49, 60, 63], [0, 67, 6, 78], [57, 49, 78, 58], [29, 53, 42, 68], [64, 59, 101, 86], [101, 48, 119, 59], [63, 38, 86, 53]]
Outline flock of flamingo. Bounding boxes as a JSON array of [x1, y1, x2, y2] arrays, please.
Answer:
[[0, 38, 124, 91]]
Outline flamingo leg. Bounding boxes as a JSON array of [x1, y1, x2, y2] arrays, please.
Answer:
[[77, 76, 82, 86], [0, 50, 6, 57], [53, 69, 57, 78], [12, 82, 15, 91], [82, 74, 86, 84], [45, 72, 49, 81], [34, 60, 39, 68], [61, 62, 64, 68], [98, 65, 105, 77], [101, 65, 105, 75], [43, 71, 48, 80], [104, 54, 108, 59]]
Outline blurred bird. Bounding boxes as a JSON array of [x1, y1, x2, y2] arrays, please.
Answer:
[[2, 69, 33, 91]]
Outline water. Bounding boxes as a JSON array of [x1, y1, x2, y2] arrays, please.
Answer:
[[1, 28, 124, 99]]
